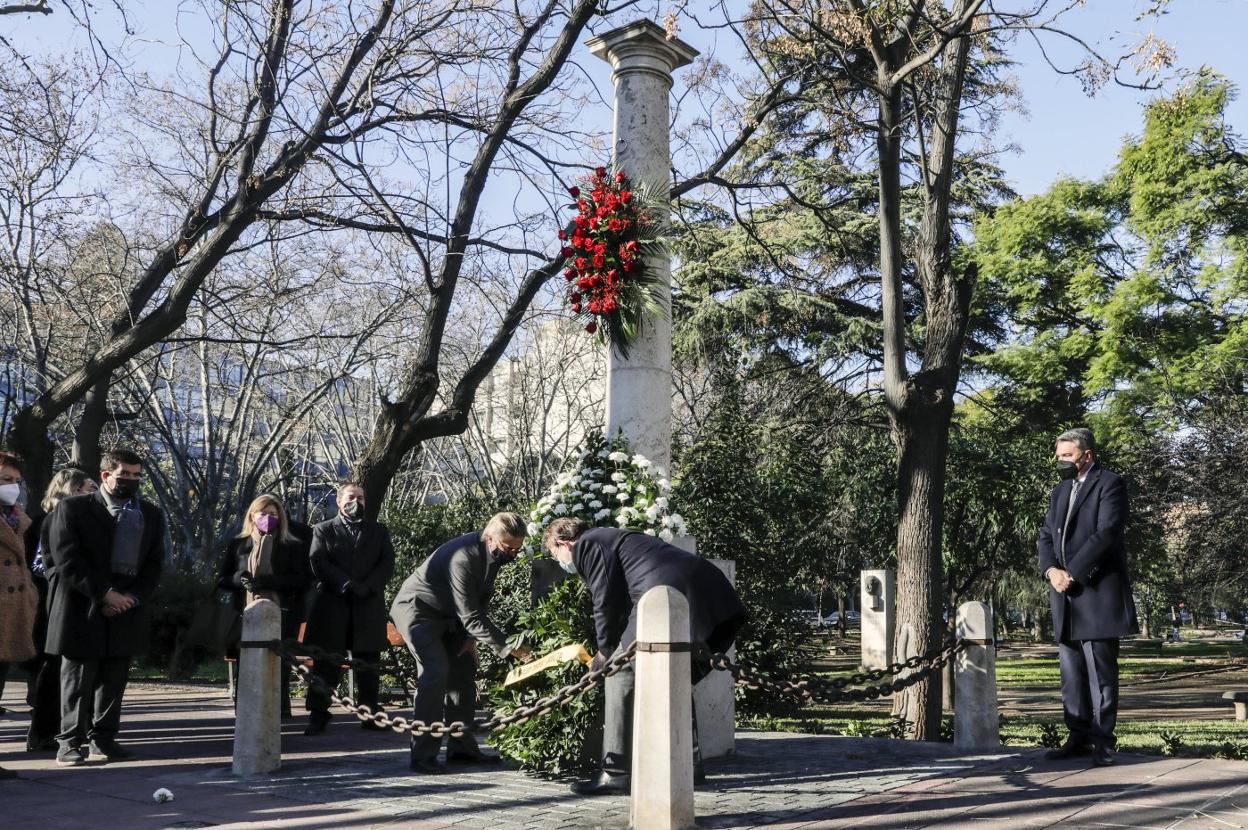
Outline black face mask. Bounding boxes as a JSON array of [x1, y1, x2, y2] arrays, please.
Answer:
[[109, 477, 140, 500], [342, 500, 365, 520], [1056, 460, 1080, 481]]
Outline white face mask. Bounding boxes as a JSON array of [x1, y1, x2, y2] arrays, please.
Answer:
[[0, 483, 21, 506]]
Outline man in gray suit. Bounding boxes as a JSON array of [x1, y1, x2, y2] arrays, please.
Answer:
[[390, 512, 533, 773], [1038, 427, 1137, 767]]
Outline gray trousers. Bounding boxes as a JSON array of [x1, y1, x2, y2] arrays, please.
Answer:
[[405, 616, 481, 760], [58, 655, 131, 748], [602, 648, 706, 775], [1058, 638, 1120, 746]]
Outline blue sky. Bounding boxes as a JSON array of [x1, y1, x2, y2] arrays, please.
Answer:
[[6, 1, 1246, 201], [993, 0, 1248, 195]]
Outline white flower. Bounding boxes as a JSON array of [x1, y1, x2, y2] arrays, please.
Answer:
[[557, 472, 574, 485], [617, 515, 631, 527], [631, 454, 651, 469], [553, 504, 568, 515], [608, 450, 629, 462], [152, 788, 174, 803], [657, 478, 671, 491], [587, 482, 602, 491], [610, 471, 627, 483], [645, 505, 660, 521], [616, 492, 630, 502], [571, 504, 585, 513], [659, 529, 674, 542], [598, 448, 610, 458], [601, 484, 618, 494], [643, 528, 657, 536], [589, 500, 603, 509], [661, 515, 674, 527], [654, 497, 669, 509], [594, 508, 613, 520], [669, 513, 684, 526], [527, 523, 540, 537]]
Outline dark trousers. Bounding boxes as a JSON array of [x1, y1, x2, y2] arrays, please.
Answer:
[[306, 650, 380, 720], [58, 655, 131, 748], [404, 617, 480, 760], [26, 652, 61, 747], [1058, 638, 1121, 746]]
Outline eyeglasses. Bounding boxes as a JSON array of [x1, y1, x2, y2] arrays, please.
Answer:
[[496, 540, 524, 556]]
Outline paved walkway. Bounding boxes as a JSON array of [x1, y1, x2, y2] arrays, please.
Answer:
[[2, 683, 1247, 829]]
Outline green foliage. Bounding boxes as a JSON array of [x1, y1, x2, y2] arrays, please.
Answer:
[[489, 578, 601, 776], [1160, 731, 1184, 756], [381, 497, 508, 603], [144, 569, 216, 680], [1038, 722, 1063, 749]]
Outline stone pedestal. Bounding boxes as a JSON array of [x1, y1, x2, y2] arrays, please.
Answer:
[[694, 558, 736, 758], [631, 586, 695, 830], [232, 598, 281, 776], [587, 19, 698, 474], [860, 569, 895, 670], [953, 601, 999, 750]]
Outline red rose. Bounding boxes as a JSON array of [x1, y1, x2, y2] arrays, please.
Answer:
[[570, 292, 582, 303], [623, 261, 635, 272], [603, 298, 618, 313], [577, 277, 592, 290], [597, 205, 610, 219], [595, 166, 607, 177], [607, 269, 619, 284], [592, 254, 605, 268], [561, 246, 574, 258], [626, 240, 639, 252], [615, 171, 626, 183], [588, 300, 601, 314], [572, 302, 582, 314], [586, 321, 598, 334], [595, 241, 607, 255], [569, 186, 580, 197], [589, 217, 600, 230], [607, 218, 622, 232], [558, 229, 568, 241], [621, 191, 633, 204], [574, 215, 588, 228], [564, 268, 577, 281], [575, 257, 588, 270]]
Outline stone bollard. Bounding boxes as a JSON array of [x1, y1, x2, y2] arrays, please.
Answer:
[[233, 597, 281, 776], [954, 601, 999, 750], [693, 556, 736, 759], [631, 586, 695, 830]]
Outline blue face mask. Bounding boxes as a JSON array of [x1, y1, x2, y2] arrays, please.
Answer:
[[559, 558, 578, 575]]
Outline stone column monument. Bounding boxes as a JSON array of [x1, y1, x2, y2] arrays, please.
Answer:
[[587, 19, 697, 473], [587, 18, 736, 760]]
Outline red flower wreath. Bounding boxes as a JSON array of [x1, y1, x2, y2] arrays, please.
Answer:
[[558, 166, 665, 357]]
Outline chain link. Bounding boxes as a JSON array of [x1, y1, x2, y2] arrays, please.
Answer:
[[701, 637, 966, 704], [270, 635, 968, 738]]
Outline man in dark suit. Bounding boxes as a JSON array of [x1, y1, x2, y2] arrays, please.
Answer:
[[46, 448, 165, 766], [1038, 427, 1137, 767], [544, 517, 747, 795], [302, 482, 394, 735], [389, 512, 534, 773]]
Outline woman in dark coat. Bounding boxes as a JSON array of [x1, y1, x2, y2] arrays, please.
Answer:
[[217, 494, 311, 716], [24, 467, 97, 751]]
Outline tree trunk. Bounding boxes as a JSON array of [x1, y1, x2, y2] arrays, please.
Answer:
[[7, 406, 57, 506], [71, 375, 112, 478], [891, 397, 954, 739]]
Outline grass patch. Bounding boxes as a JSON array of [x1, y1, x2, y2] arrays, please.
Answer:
[[740, 711, 1248, 759]]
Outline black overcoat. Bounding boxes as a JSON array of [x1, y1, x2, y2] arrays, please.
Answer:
[[45, 491, 166, 659], [303, 515, 394, 652], [1037, 463, 1139, 641], [572, 528, 747, 654], [216, 533, 311, 640]]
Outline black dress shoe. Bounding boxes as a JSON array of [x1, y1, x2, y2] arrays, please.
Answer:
[[303, 719, 328, 736], [446, 751, 502, 765], [571, 770, 630, 796], [409, 757, 446, 774], [87, 740, 134, 762], [1091, 743, 1116, 766], [1045, 739, 1094, 760]]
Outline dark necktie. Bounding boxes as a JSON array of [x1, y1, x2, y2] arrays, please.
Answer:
[[1061, 479, 1082, 558]]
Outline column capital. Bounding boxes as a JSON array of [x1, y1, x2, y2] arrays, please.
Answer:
[[586, 19, 699, 86]]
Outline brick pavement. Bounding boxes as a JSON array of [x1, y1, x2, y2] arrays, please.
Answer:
[[3, 682, 1247, 828]]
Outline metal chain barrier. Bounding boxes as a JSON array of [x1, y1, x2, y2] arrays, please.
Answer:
[[270, 635, 966, 738], [274, 639, 637, 738], [701, 637, 966, 704]]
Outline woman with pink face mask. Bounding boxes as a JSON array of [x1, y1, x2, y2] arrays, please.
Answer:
[[217, 494, 311, 716]]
